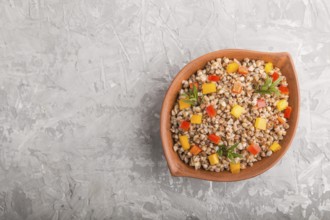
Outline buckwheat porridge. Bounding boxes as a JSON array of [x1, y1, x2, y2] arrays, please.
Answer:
[[170, 57, 292, 174]]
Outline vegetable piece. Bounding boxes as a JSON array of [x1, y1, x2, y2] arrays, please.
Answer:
[[189, 82, 198, 89], [217, 143, 242, 162], [256, 75, 282, 95], [182, 84, 199, 105], [230, 162, 241, 174], [216, 145, 226, 156], [247, 143, 261, 155], [226, 143, 242, 162], [265, 62, 273, 73], [269, 142, 281, 152], [255, 117, 267, 130], [238, 66, 248, 75], [279, 85, 289, 95], [278, 117, 286, 124], [206, 105, 216, 117], [232, 82, 242, 94], [208, 153, 220, 165], [190, 145, 202, 155], [226, 62, 239, 73], [257, 99, 266, 108], [284, 106, 292, 119], [179, 135, 190, 150], [179, 99, 191, 110], [208, 75, 221, 82], [272, 72, 280, 82], [179, 121, 190, 131], [231, 105, 245, 118], [202, 83, 216, 94], [208, 134, 221, 144], [276, 99, 288, 111], [191, 114, 202, 124]]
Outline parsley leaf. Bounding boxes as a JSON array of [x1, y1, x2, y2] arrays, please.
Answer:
[[216, 143, 242, 162], [216, 144, 226, 157], [256, 76, 283, 95], [182, 84, 199, 105], [228, 143, 239, 152]]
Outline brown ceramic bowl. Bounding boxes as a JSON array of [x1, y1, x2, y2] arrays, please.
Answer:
[[160, 49, 300, 182]]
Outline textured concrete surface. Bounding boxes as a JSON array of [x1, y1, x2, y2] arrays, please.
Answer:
[[0, 0, 330, 219]]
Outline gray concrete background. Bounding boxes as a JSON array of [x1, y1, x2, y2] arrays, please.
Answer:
[[0, 0, 330, 219]]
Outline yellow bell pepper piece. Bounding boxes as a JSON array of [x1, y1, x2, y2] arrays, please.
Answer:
[[269, 142, 281, 152], [276, 99, 288, 111], [191, 114, 202, 124], [231, 105, 245, 118], [265, 62, 273, 73], [179, 99, 191, 110], [179, 135, 190, 150], [255, 117, 267, 130], [226, 62, 239, 73], [208, 153, 219, 165], [202, 83, 216, 94], [230, 162, 241, 174]]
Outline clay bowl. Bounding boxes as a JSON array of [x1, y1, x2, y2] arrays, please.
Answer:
[[160, 49, 300, 182]]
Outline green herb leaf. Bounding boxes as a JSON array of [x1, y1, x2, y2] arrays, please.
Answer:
[[228, 143, 239, 151], [227, 143, 242, 162], [182, 85, 199, 106], [227, 154, 234, 161], [193, 85, 198, 98], [216, 145, 227, 157], [264, 77, 272, 88], [182, 99, 197, 105], [201, 95, 205, 103], [272, 76, 283, 87], [255, 76, 282, 96], [216, 143, 242, 162], [231, 153, 243, 158], [256, 90, 270, 94]]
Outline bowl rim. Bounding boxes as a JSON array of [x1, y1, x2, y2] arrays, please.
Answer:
[[160, 49, 300, 182]]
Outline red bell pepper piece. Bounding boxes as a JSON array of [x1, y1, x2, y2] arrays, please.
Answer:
[[279, 85, 289, 95], [284, 106, 292, 119], [272, 72, 279, 82], [180, 121, 190, 131], [257, 99, 266, 108], [247, 143, 261, 155], [206, 105, 216, 117], [208, 134, 221, 144], [190, 145, 202, 155], [238, 66, 248, 75], [208, 75, 221, 82], [189, 82, 198, 89]]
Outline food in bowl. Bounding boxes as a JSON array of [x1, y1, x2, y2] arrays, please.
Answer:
[[170, 57, 292, 174]]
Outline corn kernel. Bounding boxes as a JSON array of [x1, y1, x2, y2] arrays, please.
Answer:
[[202, 83, 216, 94], [208, 153, 219, 165], [265, 62, 273, 73], [179, 135, 190, 150], [230, 162, 241, 174], [191, 114, 202, 124], [179, 99, 191, 110], [269, 142, 281, 152], [276, 99, 288, 111], [231, 105, 245, 118], [255, 117, 267, 130], [226, 62, 239, 73]]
